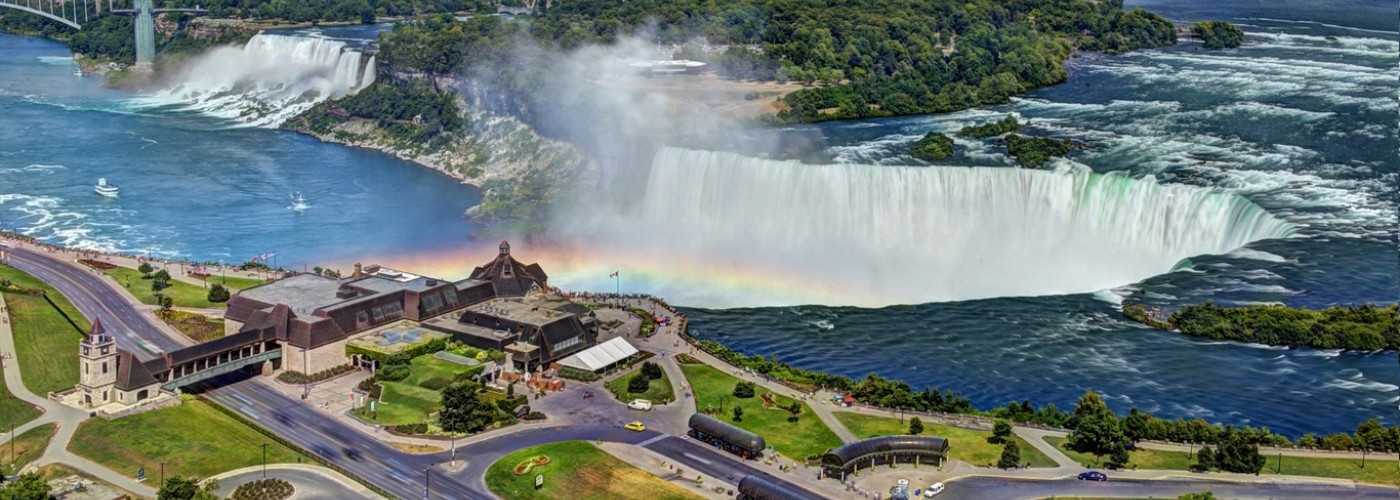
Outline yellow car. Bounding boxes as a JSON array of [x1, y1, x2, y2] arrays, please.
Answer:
[[624, 421, 646, 432]]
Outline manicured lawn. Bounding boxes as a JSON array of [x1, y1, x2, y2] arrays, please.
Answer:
[[0, 374, 41, 428], [1, 423, 56, 471], [104, 266, 222, 309], [1044, 436, 1193, 471], [485, 441, 700, 500], [0, 264, 88, 396], [834, 412, 1058, 468], [356, 355, 480, 425], [679, 363, 842, 460], [205, 274, 264, 291], [1044, 436, 1399, 486], [604, 369, 676, 404], [70, 399, 308, 479]]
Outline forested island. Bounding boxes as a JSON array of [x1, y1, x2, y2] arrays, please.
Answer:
[[1124, 302, 1400, 351], [1192, 20, 1244, 49]]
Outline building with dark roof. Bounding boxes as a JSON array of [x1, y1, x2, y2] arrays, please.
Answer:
[[421, 295, 598, 371], [737, 475, 820, 500], [468, 241, 549, 297], [821, 435, 950, 478], [688, 413, 767, 459]]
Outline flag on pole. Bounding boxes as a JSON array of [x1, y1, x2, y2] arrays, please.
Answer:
[[609, 271, 619, 278]]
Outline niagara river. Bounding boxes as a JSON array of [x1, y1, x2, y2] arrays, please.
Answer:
[[1, 0, 1396, 440]]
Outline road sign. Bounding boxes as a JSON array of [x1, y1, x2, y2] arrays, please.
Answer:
[[137, 467, 145, 481], [370, 400, 377, 412], [535, 474, 543, 489]]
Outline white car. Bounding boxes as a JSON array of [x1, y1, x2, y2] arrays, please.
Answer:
[[923, 482, 945, 497], [628, 399, 653, 411]]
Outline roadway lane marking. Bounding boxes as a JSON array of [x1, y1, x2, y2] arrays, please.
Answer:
[[680, 453, 712, 465], [637, 434, 668, 447]]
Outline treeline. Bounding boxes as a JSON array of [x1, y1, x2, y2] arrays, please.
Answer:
[[1005, 134, 1070, 168], [0, 10, 247, 65], [1192, 20, 1244, 49], [960, 115, 1021, 138], [1169, 303, 1399, 351], [909, 132, 953, 162], [694, 338, 1400, 450], [376, 0, 1176, 123], [158, 0, 486, 23], [292, 81, 463, 147]]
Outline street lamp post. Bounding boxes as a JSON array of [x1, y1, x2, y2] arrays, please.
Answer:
[[261, 442, 269, 479], [423, 467, 431, 499], [450, 435, 457, 465]]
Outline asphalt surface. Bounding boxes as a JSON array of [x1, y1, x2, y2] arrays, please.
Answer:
[[2, 245, 181, 358], [942, 476, 1400, 500], [213, 468, 367, 499], [9, 245, 1397, 500]]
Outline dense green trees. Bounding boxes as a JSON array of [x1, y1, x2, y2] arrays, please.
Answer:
[[627, 374, 650, 393], [0, 473, 52, 500], [1005, 134, 1071, 168], [207, 283, 230, 303], [1193, 21, 1244, 49], [959, 115, 1021, 138], [992, 420, 1013, 443], [439, 382, 497, 433], [1068, 392, 1128, 463], [640, 361, 663, 380], [910, 132, 954, 162], [377, 0, 1176, 124], [156, 476, 219, 500], [1169, 303, 1399, 351]]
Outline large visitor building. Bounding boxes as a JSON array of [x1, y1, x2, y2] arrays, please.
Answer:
[[64, 242, 599, 416]]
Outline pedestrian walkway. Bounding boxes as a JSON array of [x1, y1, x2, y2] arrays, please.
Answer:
[[0, 294, 157, 498]]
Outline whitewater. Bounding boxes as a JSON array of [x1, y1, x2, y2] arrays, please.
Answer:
[[555, 148, 1294, 308], [133, 33, 375, 127]]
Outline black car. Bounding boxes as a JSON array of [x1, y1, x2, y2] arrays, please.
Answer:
[[1078, 471, 1108, 481]]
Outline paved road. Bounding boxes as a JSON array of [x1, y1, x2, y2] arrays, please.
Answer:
[[213, 467, 369, 499], [942, 476, 1400, 500], [2, 245, 182, 358]]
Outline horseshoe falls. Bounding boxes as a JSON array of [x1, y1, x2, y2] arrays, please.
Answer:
[[134, 33, 375, 127], [591, 147, 1295, 308]]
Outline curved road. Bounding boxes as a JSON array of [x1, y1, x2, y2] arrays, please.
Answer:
[[2, 245, 183, 358], [7, 244, 1398, 500], [213, 467, 368, 499]]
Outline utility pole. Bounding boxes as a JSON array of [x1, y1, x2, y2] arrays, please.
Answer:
[[261, 442, 269, 478]]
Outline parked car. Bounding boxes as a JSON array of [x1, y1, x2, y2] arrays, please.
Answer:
[[1078, 471, 1108, 481], [624, 421, 646, 432], [628, 399, 653, 411], [923, 482, 945, 497]]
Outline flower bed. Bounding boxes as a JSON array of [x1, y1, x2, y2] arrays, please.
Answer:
[[78, 259, 118, 270], [512, 455, 552, 475]]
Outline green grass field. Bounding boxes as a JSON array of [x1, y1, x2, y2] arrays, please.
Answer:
[[0, 264, 88, 396], [70, 399, 307, 479], [604, 369, 676, 405], [485, 441, 700, 500], [1, 423, 56, 471], [679, 363, 842, 460], [1042, 436, 1397, 486], [357, 355, 480, 425], [834, 412, 1058, 468], [0, 375, 41, 428], [104, 266, 222, 309], [204, 274, 264, 291]]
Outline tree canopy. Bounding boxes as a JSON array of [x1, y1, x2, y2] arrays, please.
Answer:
[[1192, 21, 1244, 49], [910, 132, 954, 162]]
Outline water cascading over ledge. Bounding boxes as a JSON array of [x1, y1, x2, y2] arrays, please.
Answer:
[[138, 34, 376, 128], [561, 147, 1297, 308]]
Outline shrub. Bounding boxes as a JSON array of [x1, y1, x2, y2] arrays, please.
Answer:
[[378, 364, 410, 382], [394, 422, 428, 435], [557, 366, 600, 382], [275, 364, 355, 385], [356, 377, 382, 399], [419, 377, 450, 391], [207, 283, 230, 303], [523, 411, 547, 421], [231, 478, 293, 500], [733, 381, 756, 399], [385, 352, 412, 367], [627, 374, 651, 393], [640, 361, 663, 380]]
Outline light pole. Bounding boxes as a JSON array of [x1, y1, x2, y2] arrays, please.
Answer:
[[450, 435, 457, 465], [261, 442, 269, 479], [8, 422, 12, 466], [423, 467, 431, 499]]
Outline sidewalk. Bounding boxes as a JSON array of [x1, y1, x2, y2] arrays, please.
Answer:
[[0, 294, 157, 498]]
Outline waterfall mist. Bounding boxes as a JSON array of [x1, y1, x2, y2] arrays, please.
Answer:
[[138, 34, 375, 127], [549, 148, 1296, 308]]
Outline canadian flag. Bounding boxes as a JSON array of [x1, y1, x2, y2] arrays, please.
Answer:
[[609, 271, 619, 278]]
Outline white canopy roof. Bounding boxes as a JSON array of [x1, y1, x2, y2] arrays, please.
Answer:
[[558, 337, 639, 372]]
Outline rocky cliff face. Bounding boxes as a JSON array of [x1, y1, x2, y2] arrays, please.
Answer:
[[285, 81, 591, 237]]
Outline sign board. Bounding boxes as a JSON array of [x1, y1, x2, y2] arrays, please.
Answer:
[[370, 400, 377, 412], [137, 467, 145, 481], [535, 474, 544, 489]]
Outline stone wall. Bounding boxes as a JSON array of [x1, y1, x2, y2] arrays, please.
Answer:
[[99, 392, 182, 419], [285, 338, 350, 374]]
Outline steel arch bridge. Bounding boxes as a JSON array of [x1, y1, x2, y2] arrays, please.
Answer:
[[0, 0, 206, 65]]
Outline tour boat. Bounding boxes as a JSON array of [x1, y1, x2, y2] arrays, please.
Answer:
[[94, 178, 119, 197], [290, 192, 309, 211]]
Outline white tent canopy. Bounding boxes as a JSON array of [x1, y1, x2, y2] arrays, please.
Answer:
[[558, 337, 639, 372]]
